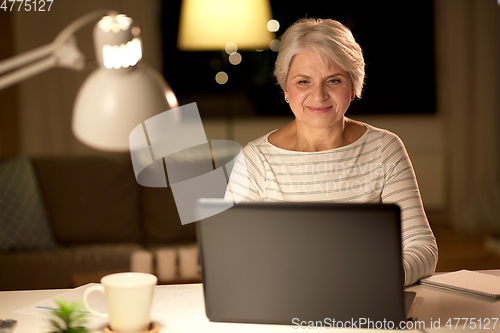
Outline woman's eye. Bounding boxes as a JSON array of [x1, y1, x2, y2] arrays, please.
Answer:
[[328, 79, 340, 84], [298, 80, 309, 85]]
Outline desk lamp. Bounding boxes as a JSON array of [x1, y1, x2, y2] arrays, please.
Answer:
[[0, 10, 177, 151]]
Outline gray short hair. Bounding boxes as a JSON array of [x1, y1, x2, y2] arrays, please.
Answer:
[[274, 18, 365, 99]]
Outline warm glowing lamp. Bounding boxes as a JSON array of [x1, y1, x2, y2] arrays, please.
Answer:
[[0, 11, 178, 151], [177, 0, 275, 51]]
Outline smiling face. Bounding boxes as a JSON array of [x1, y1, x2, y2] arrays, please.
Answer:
[[284, 52, 354, 130]]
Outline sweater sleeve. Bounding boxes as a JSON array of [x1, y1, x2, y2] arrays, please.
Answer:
[[225, 143, 265, 202], [380, 133, 438, 286]]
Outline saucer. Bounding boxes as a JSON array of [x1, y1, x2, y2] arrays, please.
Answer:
[[104, 323, 160, 333]]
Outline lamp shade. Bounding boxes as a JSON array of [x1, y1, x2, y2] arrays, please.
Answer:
[[72, 64, 177, 151], [177, 0, 275, 50], [72, 13, 177, 151]]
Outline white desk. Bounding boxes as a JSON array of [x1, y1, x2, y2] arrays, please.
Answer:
[[1, 270, 500, 333]]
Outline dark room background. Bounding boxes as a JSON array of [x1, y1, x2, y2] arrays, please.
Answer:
[[161, 0, 436, 117]]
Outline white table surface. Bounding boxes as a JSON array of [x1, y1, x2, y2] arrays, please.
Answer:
[[1, 270, 500, 332]]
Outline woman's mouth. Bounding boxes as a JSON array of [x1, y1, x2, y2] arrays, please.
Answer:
[[306, 106, 332, 113]]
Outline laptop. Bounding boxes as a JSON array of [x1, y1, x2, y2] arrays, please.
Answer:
[[195, 201, 416, 328]]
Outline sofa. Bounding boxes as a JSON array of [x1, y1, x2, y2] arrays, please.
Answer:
[[0, 154, 197, 291]]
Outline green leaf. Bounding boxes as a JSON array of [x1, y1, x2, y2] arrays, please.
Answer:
[[47, 298, 89, 333]]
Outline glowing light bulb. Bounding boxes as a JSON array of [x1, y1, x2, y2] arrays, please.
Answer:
[[102, 37, 142, 69]]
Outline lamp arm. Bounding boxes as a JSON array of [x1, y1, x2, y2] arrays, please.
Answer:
[[52, 9, 111, 50], [0, 44, 52, 75], [0, 9, 112, 91], [0, 57, 56, 90]]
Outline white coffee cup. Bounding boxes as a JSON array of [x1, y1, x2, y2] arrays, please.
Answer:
[[83, 272, 157, 333]]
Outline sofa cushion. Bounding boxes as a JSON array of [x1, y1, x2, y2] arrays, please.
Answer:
[[32, 155, 142, 245], [0, 154, 57, 251], [142, 186, 196, 245]]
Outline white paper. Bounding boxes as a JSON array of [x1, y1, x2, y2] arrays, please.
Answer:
[[420, 269, 500, 298]]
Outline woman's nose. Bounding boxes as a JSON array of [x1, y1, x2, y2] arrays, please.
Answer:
[[312, 84, 328, 101]]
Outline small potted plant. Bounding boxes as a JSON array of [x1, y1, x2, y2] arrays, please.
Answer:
[[48, 298, 89, 333]]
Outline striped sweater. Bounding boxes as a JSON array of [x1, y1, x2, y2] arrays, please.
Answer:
[[226, 123, 438, 286]]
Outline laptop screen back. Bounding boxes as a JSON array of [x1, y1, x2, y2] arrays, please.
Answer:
[[196, 202, 405, 326]]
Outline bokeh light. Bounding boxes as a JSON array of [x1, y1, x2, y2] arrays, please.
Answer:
[[225, 42, 238, 55], [215, 71, 229, 84], [267, 19, 280, 32], [270, 39, 280, 52], [209, 58, 222, 70], [229, 52, 242, 65]]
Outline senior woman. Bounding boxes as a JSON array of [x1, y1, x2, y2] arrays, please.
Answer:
[[226, 18, 438, 286]]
